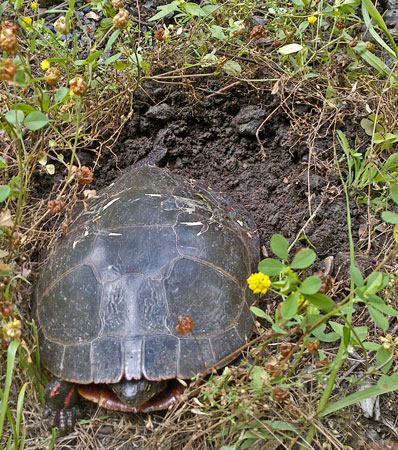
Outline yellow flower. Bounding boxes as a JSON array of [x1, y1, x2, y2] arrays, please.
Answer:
[[3, 318, 22, 339], [41, 59, 50, 70], [31, 1, 37, 7], [22, 16, 33, 28], [379, 334, 395, 352], [308, 15, 318, 24], [298, 294, 308, 309], [247, 272, 272, 295]]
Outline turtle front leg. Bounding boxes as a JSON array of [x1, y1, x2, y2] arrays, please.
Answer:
[[43, 378, 81, 434]]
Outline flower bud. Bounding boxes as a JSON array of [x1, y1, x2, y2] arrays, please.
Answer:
[[113, 8, 129, 28], [45, 67, 60, 86], [69, 75, 87, 95]]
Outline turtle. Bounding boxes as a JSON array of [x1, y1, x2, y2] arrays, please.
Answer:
[[35, 166, 259, 432]]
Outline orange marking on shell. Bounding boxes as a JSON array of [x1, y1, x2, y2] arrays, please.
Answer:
[[175, 315, 194, 334]]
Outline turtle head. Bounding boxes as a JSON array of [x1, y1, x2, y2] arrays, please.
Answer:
[[111, 378, 167, 407]]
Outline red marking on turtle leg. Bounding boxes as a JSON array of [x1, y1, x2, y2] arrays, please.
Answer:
[[63, 384, 76, 408], [78, 381, 184, 412], [49, 381, 61, 397]]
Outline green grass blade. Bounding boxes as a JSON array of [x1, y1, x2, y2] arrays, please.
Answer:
[[362, 1, 397, 58], [319, 372, 398, 416], [362, 0, 398, 58], [0, 341, 20, 441], [15, 383, 27, 448]]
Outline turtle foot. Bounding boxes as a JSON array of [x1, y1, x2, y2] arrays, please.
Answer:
[[43, 403, 81, 434], [43, 378, 81, 433]]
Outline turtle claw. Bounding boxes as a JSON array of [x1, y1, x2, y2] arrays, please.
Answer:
[[43, 403, 81, 434], [43, 378, 81, 434]]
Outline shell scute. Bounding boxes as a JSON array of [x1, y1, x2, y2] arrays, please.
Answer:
[[92, 337, 123, 384], [62, 342, 92, 383], [164, 258, 242, 337], [143, 334, 178, 380], [178, 337, 215, 379], [38, 264, 101, 344]]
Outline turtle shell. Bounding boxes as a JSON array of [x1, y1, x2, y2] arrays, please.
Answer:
[[35, 167, 259, 384]]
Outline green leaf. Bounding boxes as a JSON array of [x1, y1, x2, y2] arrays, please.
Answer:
[[372, 132, 384, 144], [201, 5, 218, 15], [113, 61, 127, 70], [85, 50, 103, 64], [258, 258, 283, 276], [13, 0, 23, 10], [105, 29, 120, 53], [351, 326, 368, 344], [384, 153, 398, 171], [326, 85, 337, 99], [183, 2, 205, 16], [24, 111, 49, 131], [0, 156, 6, 169], [290, 248, 316, 269], [262, 420, 298, 432], [210, 25, 227, 40], [149, 1, 181, 21], [0, 1, 8, 17], [350, 265, 364, 287], [299, 276, 321, 295], [271, 322, 289, 335], [362, 0, 398, 58], [315, 332, 340, 342], [354, 43, 394, 77], [0, 185, 10, 202], [306, 293, 336, 312], [394, 224, 398, 244], [14, 103, 36, 114], [376, 346, 393, 373], [320, 373, 398, 417], [368, 295, 398, 316], [250, 366, 270, 389], [250, 306, 273, 323], [329, 321, 343, 337], [382, 210, 398, 224], [5, 110, 24, 125], [100, 18, 113, 29], [37, 92, 50, 112], [390, 185, 398, 204], [368, 306, 389, 330], [364, 272, 381, 294], [360, 118, 383, 136], [343, 326, 351, 347], [279, 43, 303, 55], [281, 292, 299, 320], [105, 52, 122, 65], [222, 60, 241, 76], [362, 341, 381, 351], [54, 87, 69, 103], [270, 234, 289, 261]]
